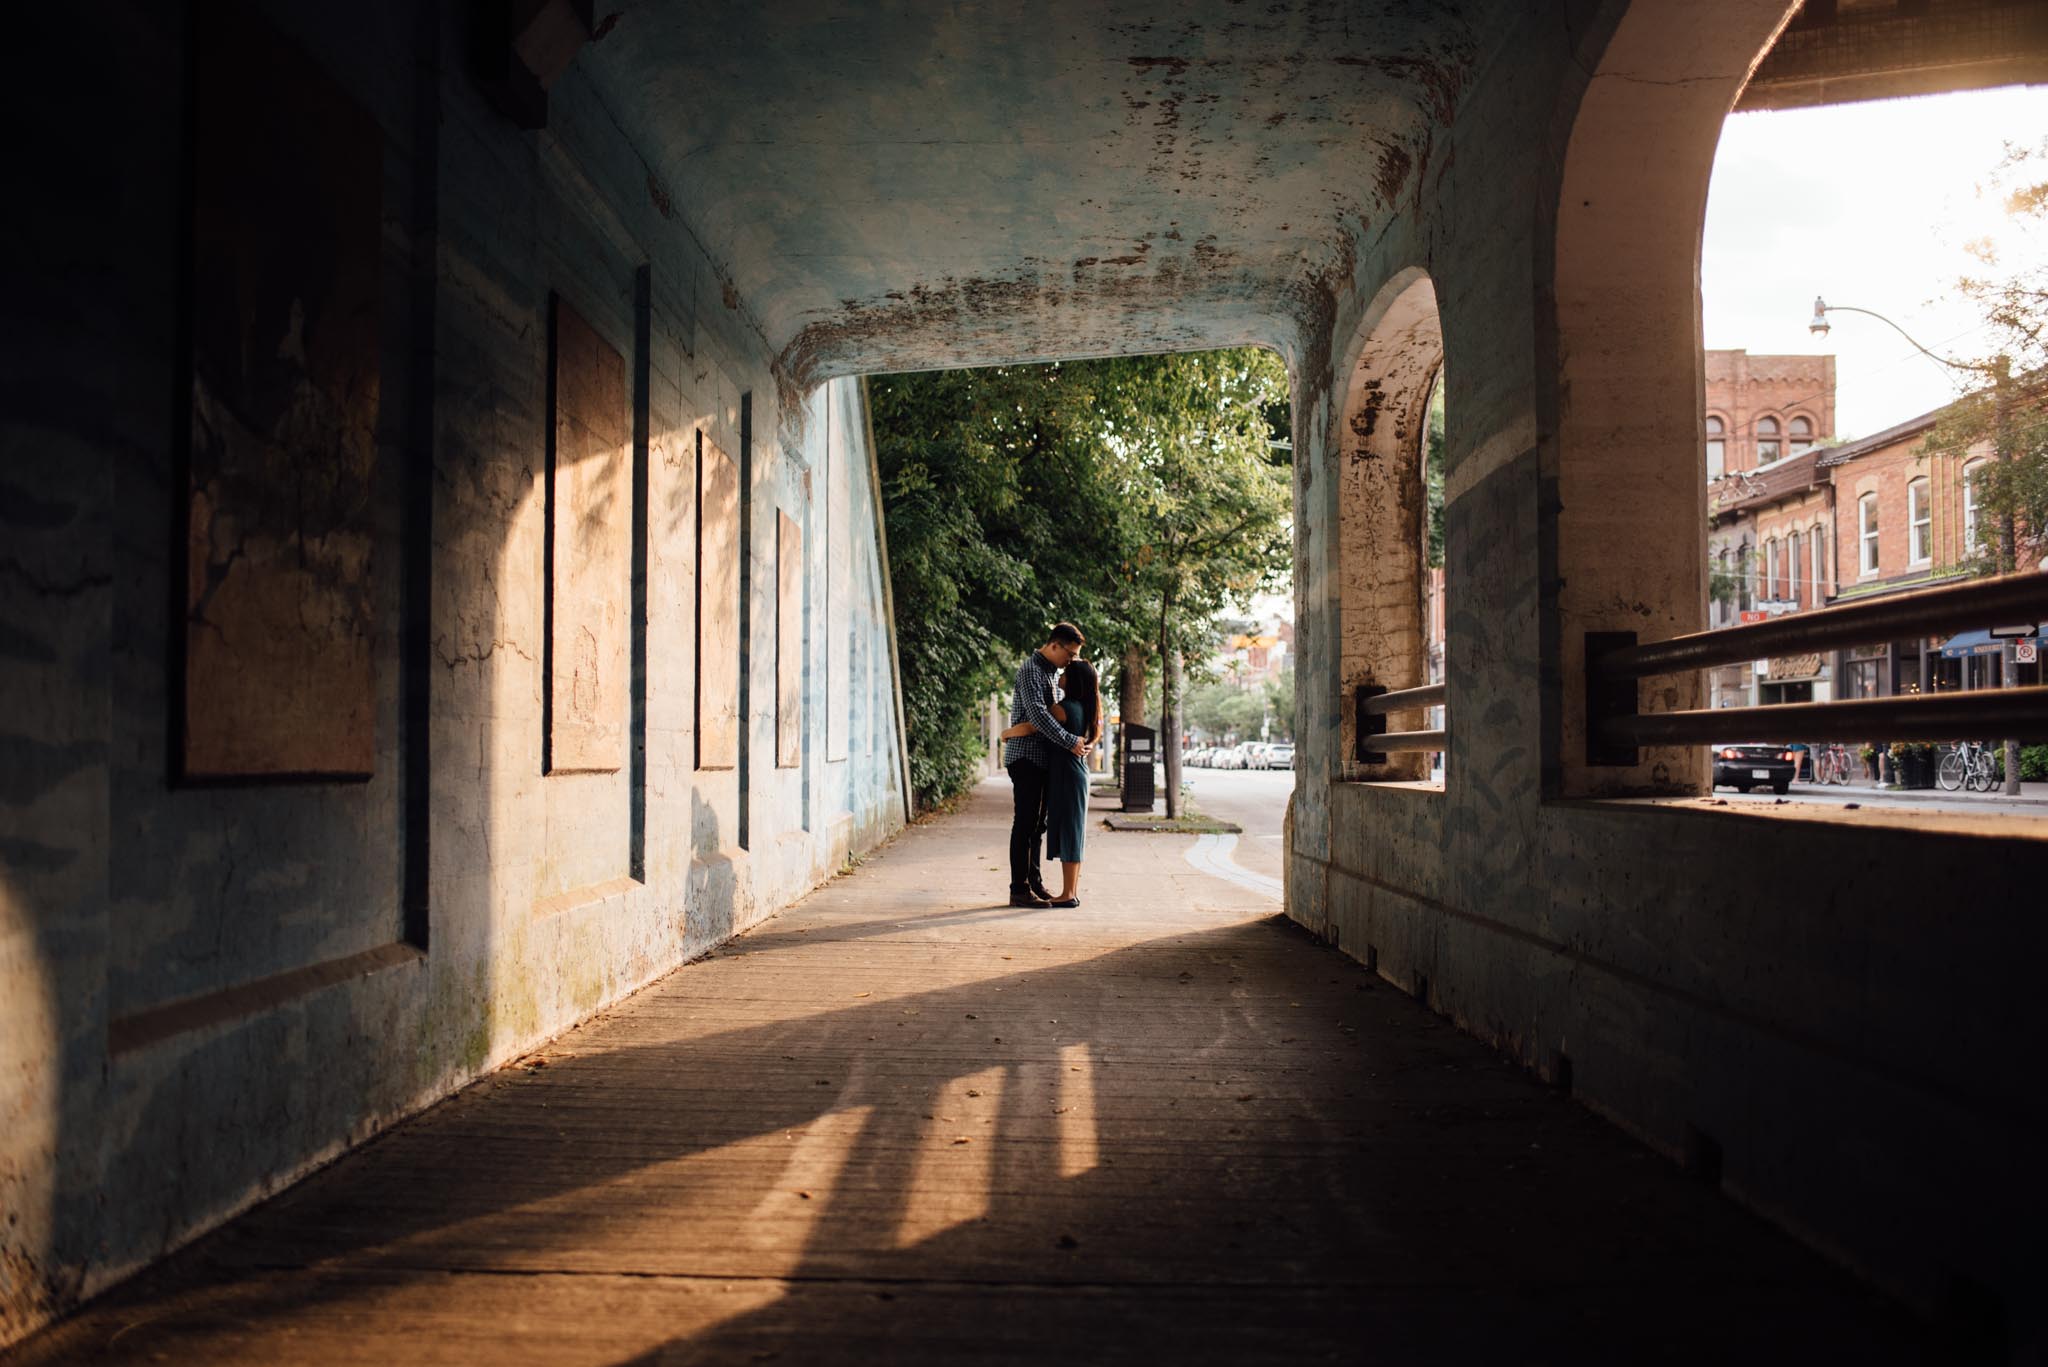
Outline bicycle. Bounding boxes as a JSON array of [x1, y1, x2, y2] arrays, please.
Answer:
[[1812, 742, 1854, 786], [1937, 740, 1997, 793]]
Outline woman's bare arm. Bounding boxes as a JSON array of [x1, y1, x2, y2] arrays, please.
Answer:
[[1000, 702, 1068, 743]]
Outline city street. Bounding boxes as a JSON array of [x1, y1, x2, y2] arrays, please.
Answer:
[[1180, 766, 1294, 883]]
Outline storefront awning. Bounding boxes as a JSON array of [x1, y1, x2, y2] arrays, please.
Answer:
[[1939, 627, 2039, 659]]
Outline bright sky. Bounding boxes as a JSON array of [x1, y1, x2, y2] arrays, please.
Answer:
[[1704, 84, 2048, 441]]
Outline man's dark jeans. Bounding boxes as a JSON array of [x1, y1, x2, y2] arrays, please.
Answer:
[[1006, 759, 1049, 893]]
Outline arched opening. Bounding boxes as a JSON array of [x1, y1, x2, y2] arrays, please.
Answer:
[[1331, 270, 1443, 784], [1548, 0, 1797, 796]]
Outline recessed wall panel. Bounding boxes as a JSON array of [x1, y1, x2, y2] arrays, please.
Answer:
[[181, 7, 381, 780], [697, 434, 740, 769], [547, 296, 630, 773]]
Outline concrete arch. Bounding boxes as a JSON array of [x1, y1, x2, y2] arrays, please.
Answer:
[[1332, 268, 1441, 778], [1547, 0, 1798, 796]]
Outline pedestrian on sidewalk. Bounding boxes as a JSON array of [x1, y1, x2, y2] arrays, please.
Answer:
[[1003, 623, 1089, 907], [1001, 656, 1101, 906]]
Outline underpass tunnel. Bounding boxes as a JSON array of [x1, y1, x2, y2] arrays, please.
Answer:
[[3, 0, 2045, 1356]]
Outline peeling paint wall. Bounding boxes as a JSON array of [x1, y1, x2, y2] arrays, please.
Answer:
[[0, 4, 905, 1345], [8, 0, 2048, 1351]]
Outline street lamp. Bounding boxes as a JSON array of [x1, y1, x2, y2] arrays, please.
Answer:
[[1808, 296, 2023, 793]]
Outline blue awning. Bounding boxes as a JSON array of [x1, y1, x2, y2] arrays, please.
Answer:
[[1940, 627, 2039, 659]]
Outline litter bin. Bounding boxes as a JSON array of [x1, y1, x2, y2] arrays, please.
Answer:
[[1122, 724, 1156, 812]]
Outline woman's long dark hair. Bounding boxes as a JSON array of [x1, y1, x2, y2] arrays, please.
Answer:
[[1061, 659, 1103, 743]]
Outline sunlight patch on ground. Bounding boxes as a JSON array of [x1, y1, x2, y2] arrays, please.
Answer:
[[896, 1065, 1005, 1249], [1057, 1042, 1099, 1180]]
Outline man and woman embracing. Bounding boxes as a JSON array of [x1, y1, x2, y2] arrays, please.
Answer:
[[999, 622, 1102, 908]]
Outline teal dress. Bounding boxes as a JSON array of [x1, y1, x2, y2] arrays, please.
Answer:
[[1044, 693, 1091, 863]]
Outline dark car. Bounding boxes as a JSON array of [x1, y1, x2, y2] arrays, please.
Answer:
[[1710, 743, 1795, 795]]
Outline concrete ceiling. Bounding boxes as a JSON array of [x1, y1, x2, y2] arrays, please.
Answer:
[[577, 2, 1485, 382]]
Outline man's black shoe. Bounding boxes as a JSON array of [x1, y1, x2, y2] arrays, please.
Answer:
[[1026, 879, 1056, 902], [1009, 890, 1046, 908]]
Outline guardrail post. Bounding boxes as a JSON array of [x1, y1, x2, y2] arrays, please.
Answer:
[[1586, 631, 1638, 767], [1355, 684, 1387, 765]]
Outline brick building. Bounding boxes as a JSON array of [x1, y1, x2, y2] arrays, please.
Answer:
[[1705, 367, 2029, 710], [1709, 451, 1835, 704], [1703, 349, 1836, 480], [1703, 350, 1838, 706], [1819, 409, 2022, 698]]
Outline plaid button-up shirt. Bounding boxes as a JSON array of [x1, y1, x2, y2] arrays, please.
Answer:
[[1003, 650, 1080, 768]]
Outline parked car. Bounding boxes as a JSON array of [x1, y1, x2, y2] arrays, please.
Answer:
[[1217, 745, 1247, 770], [1266, 743, 1295, 770], [1710, 743, 1794, 795]]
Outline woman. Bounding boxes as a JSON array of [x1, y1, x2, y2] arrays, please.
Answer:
[[999, 658, 1100, 906]]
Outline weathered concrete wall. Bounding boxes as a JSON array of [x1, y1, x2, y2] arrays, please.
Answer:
[[1291, 0, 2045, 1338], [0, 4, 905, 1345], [8, 0, 2046, 1352]]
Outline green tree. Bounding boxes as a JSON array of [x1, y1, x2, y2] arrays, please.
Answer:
[[1265, 667, 1295, 743], [869, 349, 1292, 811], [1089, 351, 1293, 813]]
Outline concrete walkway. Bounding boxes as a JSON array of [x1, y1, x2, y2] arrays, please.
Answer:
[[11, 780, 1922, 1365]]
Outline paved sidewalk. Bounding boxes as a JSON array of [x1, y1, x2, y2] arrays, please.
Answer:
[[11, 779, 1921, 1365]]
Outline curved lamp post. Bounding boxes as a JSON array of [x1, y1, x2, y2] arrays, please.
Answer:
[[1810, 297, 2021, 793]]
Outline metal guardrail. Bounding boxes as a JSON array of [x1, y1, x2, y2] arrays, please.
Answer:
[[1360, 682, 1445, 716], [1586, 571, 2048, 764], [1353, 682, 1446, 766], [1367, 728, 1446, 753]]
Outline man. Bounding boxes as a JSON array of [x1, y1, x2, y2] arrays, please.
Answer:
[[1005, 622, 1089, 907]]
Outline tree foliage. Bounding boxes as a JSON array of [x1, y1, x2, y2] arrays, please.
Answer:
[[870, 350, 1292, 809], [1922, 137, 2048, 572]]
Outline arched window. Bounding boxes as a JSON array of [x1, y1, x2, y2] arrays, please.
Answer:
[[1787, 415, 1814, 456], [1963, 459, 1988, 557], [1859, 492, 1880, 576], [1705, 415, 1726, 480], [1908, 477, 1932, 565], [1764, 536, 1779, 601], [1811, 522, 1827, 601], [1756, 415, 1781, 465], [1788, 529, 1804, 607]]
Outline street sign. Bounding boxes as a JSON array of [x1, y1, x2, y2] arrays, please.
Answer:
[[1739, 611, 1768, 624], [1989, 624, 2038, 639], [2019, 641, 2039, 665]]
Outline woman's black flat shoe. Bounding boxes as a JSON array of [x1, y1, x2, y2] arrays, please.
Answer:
[[1046, 897, 1081, 908]]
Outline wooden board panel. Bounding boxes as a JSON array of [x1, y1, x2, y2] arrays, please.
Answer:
[[547, 296, 629, 774], [776, 510, 803, 768], [696, 434, 740, 770], [181, 5, 381, 780]]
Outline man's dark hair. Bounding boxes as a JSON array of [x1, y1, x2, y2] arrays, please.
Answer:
[[1048, 622, 1084, 647]]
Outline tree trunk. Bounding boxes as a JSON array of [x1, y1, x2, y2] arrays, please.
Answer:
[[1159, 589, 1182, 819], [1119, 645, 1148, 787]]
